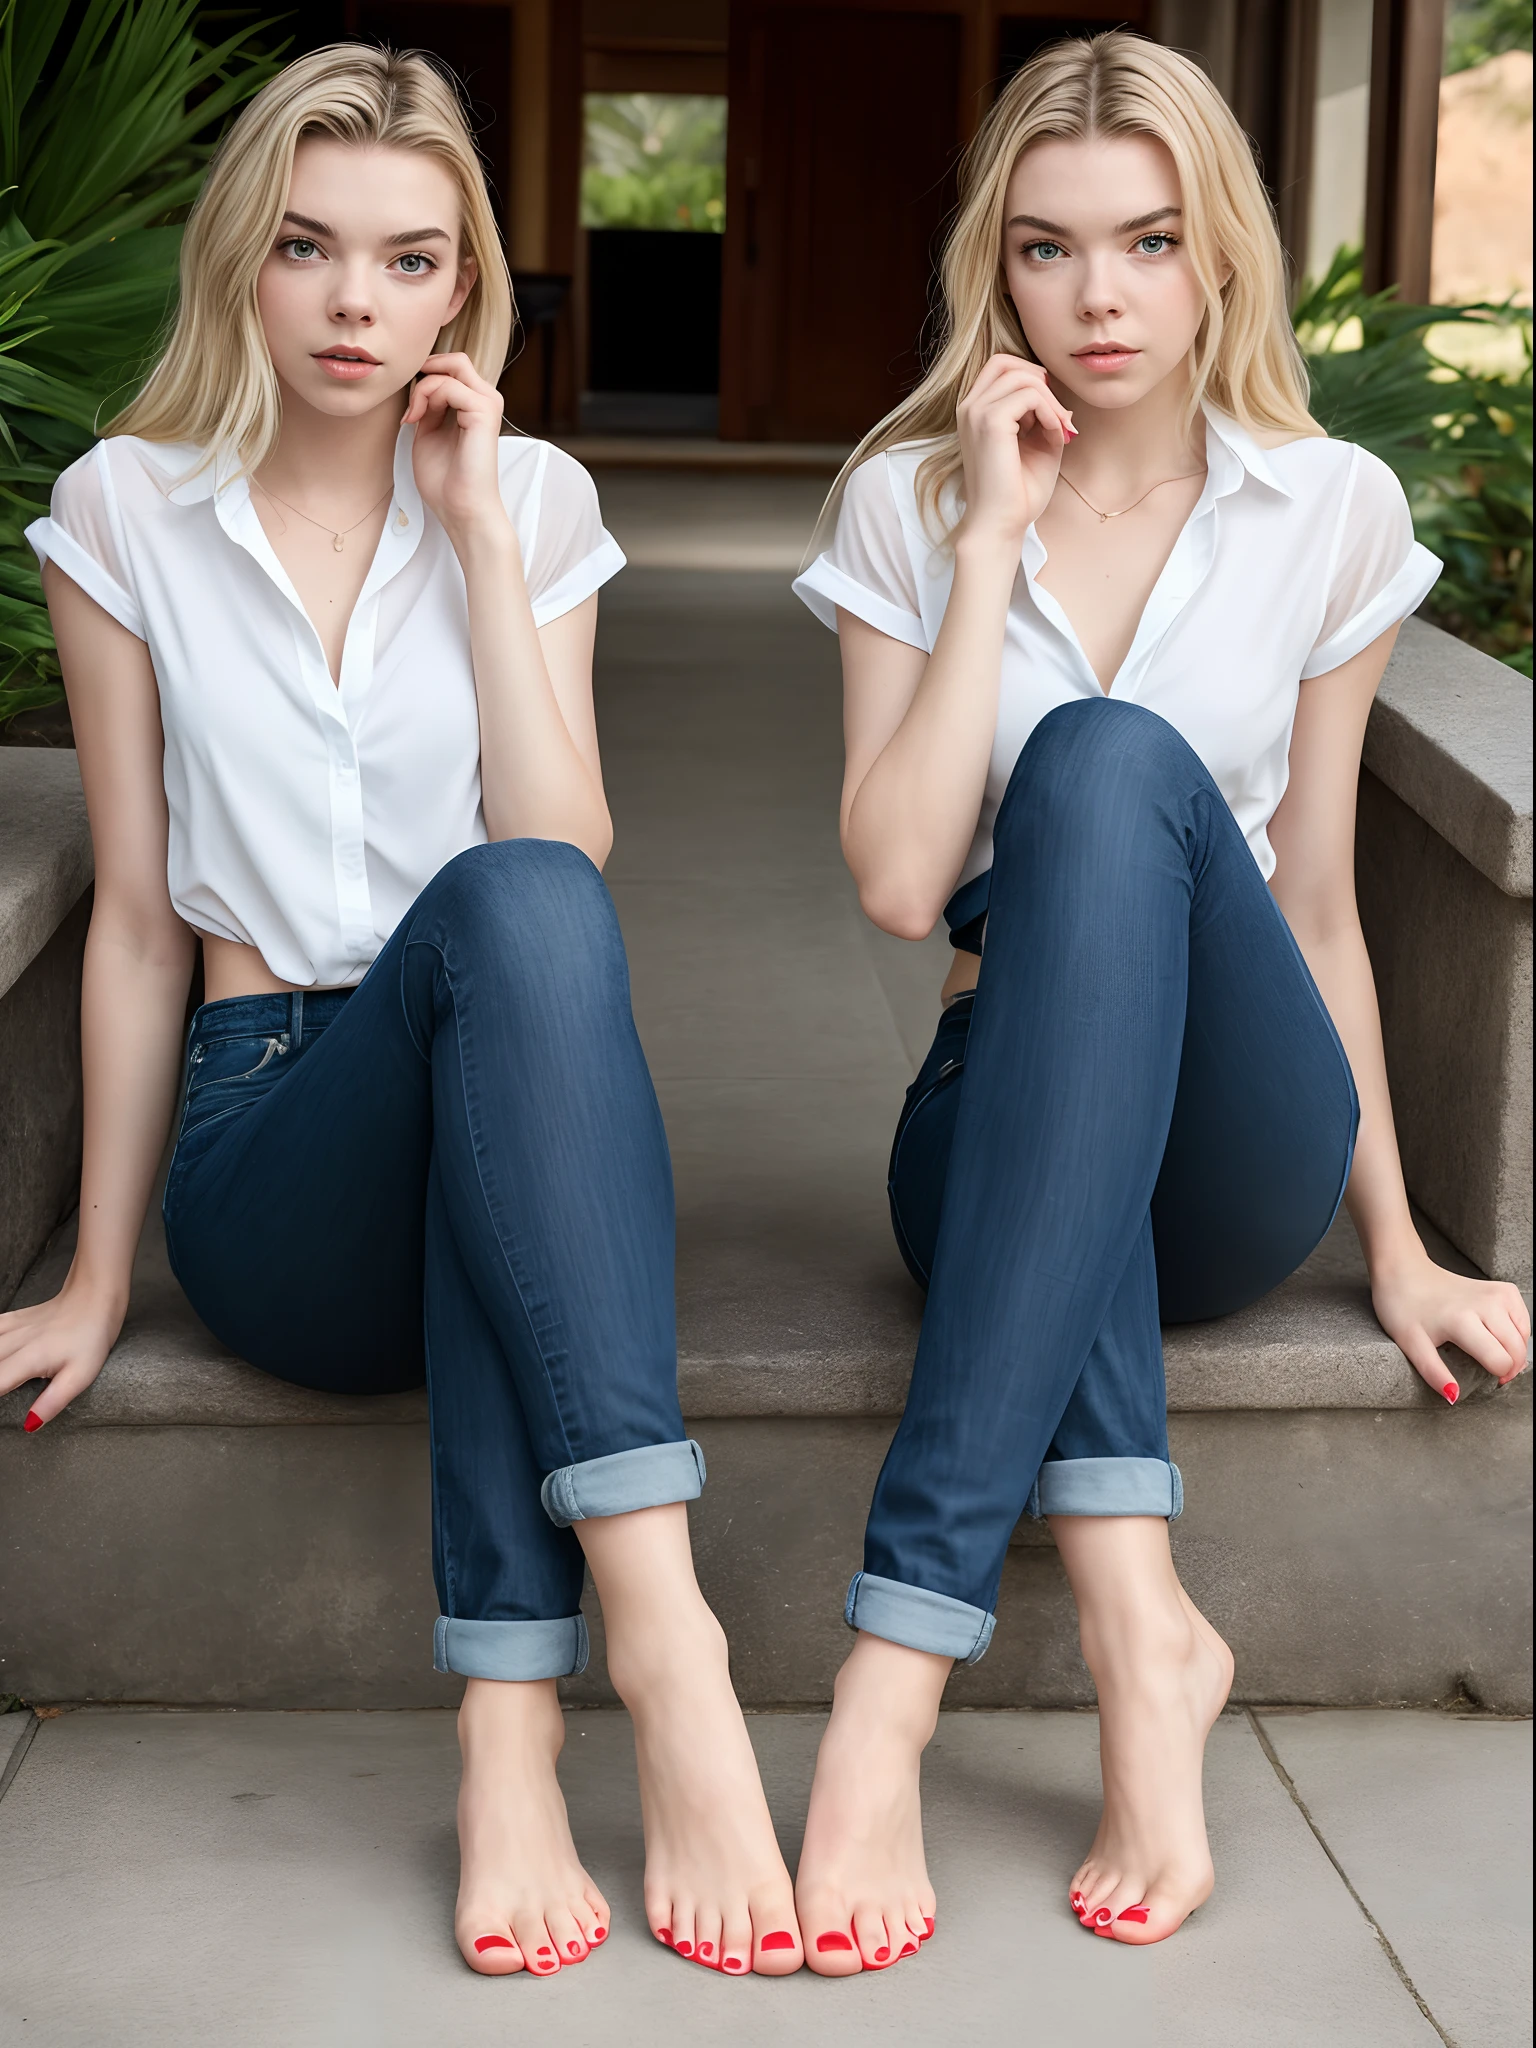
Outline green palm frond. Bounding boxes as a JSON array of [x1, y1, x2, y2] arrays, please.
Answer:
[[0, 0, 279, 726], [1296, 246, 1532, 675]]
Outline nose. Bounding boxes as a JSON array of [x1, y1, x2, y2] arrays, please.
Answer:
[[327, 259, 377, 328], [1076, 253, 1125, 324]]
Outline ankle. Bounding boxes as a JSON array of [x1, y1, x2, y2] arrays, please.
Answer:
[[1078, 1598, 1199, 1686], [829, 1636, 947, 1747], [604, 1598, 729, 1705], [458, 1675, 566, 1760]]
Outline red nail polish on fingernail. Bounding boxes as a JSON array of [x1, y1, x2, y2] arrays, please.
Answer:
[[474, 1935, 514, 1953], [816, 1932, 854, 1952], [760, 1931, 795, 1950], [874, 1946, 890, 1962], [725, 1955, 745, 1970], [675, 1941, 693, 1957], [23, 1412, 43, 1434], [1118, 1907, 1149, 1924], [1444, 1382, 1459, 1403]]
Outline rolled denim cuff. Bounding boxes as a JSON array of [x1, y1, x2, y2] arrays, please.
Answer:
[[844, 1570, 996, 1665], [1026, 1457, 1184, 1521], [433, 1613, 590, 1680], [540, 1437, 706, 1529]]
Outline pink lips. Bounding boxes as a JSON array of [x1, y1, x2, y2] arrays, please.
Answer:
[[1072, 346, 1140, 372], [314, 348, 381, 381]]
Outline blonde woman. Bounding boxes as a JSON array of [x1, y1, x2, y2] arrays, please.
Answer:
[[790, 31, 1528, 1967], [2, 46, 804, 1981]]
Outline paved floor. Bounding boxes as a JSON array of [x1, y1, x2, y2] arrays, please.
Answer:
[[0, 1705, 1528, 2048]]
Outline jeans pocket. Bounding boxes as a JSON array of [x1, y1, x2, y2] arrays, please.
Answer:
[[179, 1031, 291, 1139]]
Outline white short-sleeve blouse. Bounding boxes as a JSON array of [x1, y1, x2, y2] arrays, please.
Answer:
[[26, 427, 623, 988], [792, 406, 1440, 936]]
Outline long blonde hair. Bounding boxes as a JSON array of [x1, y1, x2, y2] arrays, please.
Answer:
[[823, 31, 1319, 543], [111, 44, 514, 471]]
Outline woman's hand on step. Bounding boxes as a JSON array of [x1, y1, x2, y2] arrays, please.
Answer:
[[0, 1277, 126, 1432], [1370, 1253, 1530, 1400]]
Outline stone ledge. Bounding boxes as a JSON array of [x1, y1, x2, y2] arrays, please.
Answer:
[[1, 1204, 1515, 1430], [1368, 619, 1533, 898], [0, 750, 91, 1001]]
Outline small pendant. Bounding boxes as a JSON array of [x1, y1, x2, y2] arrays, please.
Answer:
[[1098, 511, 1109, 524], [332, 534, 345, 552]]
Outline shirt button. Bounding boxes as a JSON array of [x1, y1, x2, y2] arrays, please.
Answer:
[[395, 508, 409, 529]]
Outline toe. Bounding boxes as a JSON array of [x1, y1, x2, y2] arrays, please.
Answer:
[[510, 1910, 562, 1975], [719, 1903, 754, 1976], [669, 1905, 698, 1961], [1110, 1876, 1206, 1946], [464, 1927, 524, 1975], [805, 1916, 860, 1976], [576, 1893, 609, 1950], [546, 1903, 589, 1966], [752, 1899, 805, 1975], [853, 1904, 894, 1969], [693, 1906, 724, 1971]]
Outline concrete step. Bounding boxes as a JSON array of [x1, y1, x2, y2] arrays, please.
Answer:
[[2, 1193, 1528, 1715], [2, 544, 1530, 1718]]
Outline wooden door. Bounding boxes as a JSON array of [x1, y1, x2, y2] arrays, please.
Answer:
[[720, 4, 963, 442]]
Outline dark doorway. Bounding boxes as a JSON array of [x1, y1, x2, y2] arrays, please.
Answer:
[[721, 6, 962, 442], [586, 229, 723, 430]]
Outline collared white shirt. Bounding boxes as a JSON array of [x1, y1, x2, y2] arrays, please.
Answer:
[[28, 427, 624, 987], [792, 407, 1440, 914]]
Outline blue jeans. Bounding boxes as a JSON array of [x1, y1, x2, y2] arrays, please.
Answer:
[[855, 700, 1359, 1664], [162, 839, 700, 1682]]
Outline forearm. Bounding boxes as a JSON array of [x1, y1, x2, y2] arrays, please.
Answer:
[[1289, 913, 1422, 1277], [71, 915, 197, 1307], [843, 535, 1019, 932], [456, 523, 612, 863]]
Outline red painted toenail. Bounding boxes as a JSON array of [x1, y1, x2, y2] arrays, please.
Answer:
[[900, 1942, 918, 1956], [1071, 1892, 1085, 1907], [698, 1942, 713, 1956], [1094, 1909, 1112, 1925], [567, 1941, 582, 1956], [537, 1947, 554, 1957], [675, 1941, 693, 1956], [473, 1935, 514, 1953], [1117, 1907, 1149, 1924], [760, 1931, 795, 1950], [657, 1928, 672, 1944], [592, 1927, 606, 1941], [725, 1956, 745, 1970], [922, 1916, 935, 1938], [816, 1932, 854, 1953], [874, 1946, 890, 1962]]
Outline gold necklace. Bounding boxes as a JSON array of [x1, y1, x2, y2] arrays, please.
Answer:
[[1058, 468, 1206, 524], [253, 478, 395, 552]]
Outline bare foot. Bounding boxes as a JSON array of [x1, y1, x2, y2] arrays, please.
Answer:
[[1055, 1520, 1234, 1946], [794, 1632, 949, 1975], [454, 1676, 610, 1975], [581, 1505, 803, 1976]]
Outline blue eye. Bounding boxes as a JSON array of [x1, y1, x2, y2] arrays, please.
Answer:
[[395, 252, 433, 275], [1026, 241, 1065, 262], [1136, 234, 1177, 255], [283, 237, 319, 260]]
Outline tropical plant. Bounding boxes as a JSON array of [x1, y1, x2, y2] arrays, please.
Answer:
[[1295, 247, 1532, 675], [580, 93, 726, 234], [0, 0, 278, 727], [1444, 0, 1532, 74]]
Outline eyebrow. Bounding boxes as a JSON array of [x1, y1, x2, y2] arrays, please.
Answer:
[[280, 210, 452, 247], [1006, 205, 1183, 237]]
